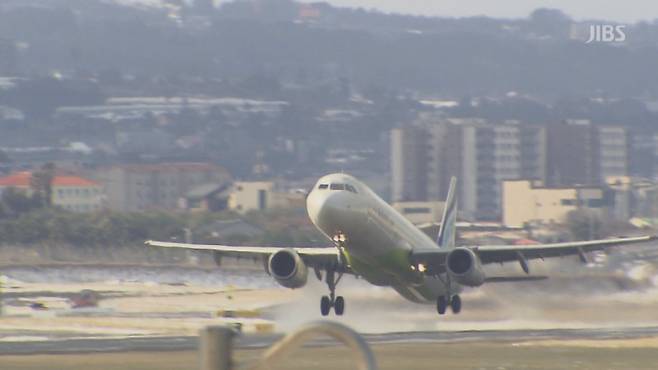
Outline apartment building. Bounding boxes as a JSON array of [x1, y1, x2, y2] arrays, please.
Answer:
[[546, 121, 628, 187], [391, 119, 545, 220], [392, 118, 627, 221], [95, 162, 231, 212]]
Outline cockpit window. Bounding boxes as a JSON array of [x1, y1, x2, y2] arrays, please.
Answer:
[[318, 184, 329, 189], [327, 183, 357, 193]]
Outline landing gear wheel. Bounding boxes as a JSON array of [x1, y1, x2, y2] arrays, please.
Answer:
[[436, 295, 447, 315], [320, 295, 331, 316], [321, 266, 345, 316], [450, 295, 462, 314], [334, 296, 345, 316]]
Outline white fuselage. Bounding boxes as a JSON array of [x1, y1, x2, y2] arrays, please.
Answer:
[[306, 173, 456, 303]]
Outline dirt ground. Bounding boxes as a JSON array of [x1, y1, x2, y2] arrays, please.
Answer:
[[3, 264, 658, 337], [3, 341, 658, 370], [2, 264, 658, 369]]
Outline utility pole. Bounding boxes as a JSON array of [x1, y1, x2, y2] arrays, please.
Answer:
[[0, 275, 4, 316]]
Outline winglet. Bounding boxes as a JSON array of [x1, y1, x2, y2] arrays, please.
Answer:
[[436, 176, 457, 249]]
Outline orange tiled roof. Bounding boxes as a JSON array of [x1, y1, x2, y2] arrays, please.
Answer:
[[0, 172, 99, 188], [0, 171, 31, 187], [52, 176, 99, 187]]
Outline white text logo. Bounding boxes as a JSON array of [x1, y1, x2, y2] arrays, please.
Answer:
[[586, 25, 626, 43]]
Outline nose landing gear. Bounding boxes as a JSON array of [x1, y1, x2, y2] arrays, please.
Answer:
[[320, 267, 345, 316], [320, 295, 332, 316]]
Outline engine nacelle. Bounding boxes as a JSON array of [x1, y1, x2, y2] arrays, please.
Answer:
[[268, 249, 308, 289], [446, 247, 485, 287]]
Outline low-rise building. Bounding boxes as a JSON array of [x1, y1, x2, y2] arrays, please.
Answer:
[[228, 181, 274, 213], [0, 171, 103, 212], [179, 183, 232, 212], [228, 181, 306, 214], [392, 201, 445, 225], [502, 180, 608, 228]]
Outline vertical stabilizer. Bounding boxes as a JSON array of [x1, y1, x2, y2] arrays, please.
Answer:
[[436, 177, 457, 249]]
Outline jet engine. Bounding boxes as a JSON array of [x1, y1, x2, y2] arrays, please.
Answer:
[[446, 247, 485, 287], [268, 249, 308, 289]]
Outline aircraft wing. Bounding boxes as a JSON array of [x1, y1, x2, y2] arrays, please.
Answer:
[[145, 240, 342, 269], [474, 235, 656, 264], [412, 235, 656, 273]]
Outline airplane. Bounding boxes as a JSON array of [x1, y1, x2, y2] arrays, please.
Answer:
[[146, 173, 656, 316]]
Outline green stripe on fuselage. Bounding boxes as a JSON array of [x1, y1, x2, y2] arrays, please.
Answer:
[[343, 248, 443, 303], [344, 247, 423, 285]]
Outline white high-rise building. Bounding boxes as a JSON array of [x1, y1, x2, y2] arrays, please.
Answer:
[[391, 126, 428, 202], [391, 119, 546, 221], [598, 126, 629, 180]]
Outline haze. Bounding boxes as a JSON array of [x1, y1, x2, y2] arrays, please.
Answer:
[[297, 0, 658, 22]]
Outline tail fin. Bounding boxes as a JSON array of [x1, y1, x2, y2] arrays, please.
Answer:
[[436, 177, 457, 249]]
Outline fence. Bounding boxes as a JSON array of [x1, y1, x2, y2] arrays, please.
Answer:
[[200, 321, 378, 370]]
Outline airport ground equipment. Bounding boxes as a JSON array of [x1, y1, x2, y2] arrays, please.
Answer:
[[200, 321, 377, 370]]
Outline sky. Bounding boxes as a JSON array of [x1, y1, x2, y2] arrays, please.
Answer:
[[295, 0, 658, 23]]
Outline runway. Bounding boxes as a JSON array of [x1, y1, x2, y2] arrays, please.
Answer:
[[2, 263, 658, 358]]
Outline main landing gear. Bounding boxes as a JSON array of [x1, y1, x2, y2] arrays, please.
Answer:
[[320, 268, 345, 316], [436, 294, 462, 315]]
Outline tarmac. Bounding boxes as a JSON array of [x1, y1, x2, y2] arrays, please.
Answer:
[[2, 261, 658, 357], [4, 326, 658, 355]]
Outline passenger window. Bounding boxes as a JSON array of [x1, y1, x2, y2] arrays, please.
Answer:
[[318, 184, 329, 189], [346, 184, 358, 193], [330, 183, 345, 190]]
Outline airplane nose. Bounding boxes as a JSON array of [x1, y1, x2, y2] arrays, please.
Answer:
[[306, 189, 326, 225], [307, 189, 350, 231]]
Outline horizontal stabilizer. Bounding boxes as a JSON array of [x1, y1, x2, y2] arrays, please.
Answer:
[[484, 276, 548, 283]]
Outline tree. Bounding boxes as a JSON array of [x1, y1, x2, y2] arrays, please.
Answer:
[[566, 209, 602, 241], [30, 163, 55, 207], [528, 8, 571, 39], [2, 77, 104, 120], [1, 187, 40, 215]]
